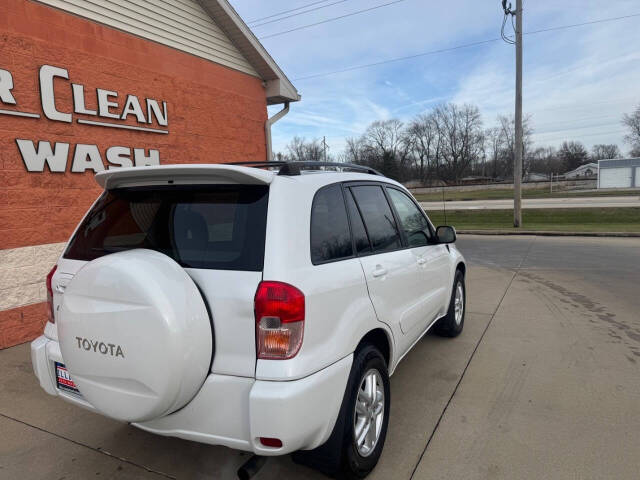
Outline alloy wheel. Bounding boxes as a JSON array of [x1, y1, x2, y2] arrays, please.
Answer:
[[454, 281, 464, 325], [353, 368, 385, 457]]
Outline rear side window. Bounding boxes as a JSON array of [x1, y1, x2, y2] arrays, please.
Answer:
[[351, 185, 402, 253], [310, 184, 353, 264], [64, 185, 269, 271]]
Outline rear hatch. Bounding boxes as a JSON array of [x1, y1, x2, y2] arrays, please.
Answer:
[[56, 181, 269, 379]]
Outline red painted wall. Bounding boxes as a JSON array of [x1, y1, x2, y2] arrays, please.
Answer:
[[0, 0, 268, 250], [0, 303, 47, 349], [0, 0, 270, 348]]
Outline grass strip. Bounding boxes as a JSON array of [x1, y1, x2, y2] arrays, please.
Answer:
[[414, 188, 640, 202], [426, 207, 640, 233]]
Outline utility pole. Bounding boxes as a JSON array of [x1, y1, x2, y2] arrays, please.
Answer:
[[501, 0, 523, 227], [513, 0, 523, 227], [322, 136, 328, 162]]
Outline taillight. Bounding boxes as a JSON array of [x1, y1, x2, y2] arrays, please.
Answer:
[[46, 265, 57, 324], [255, 281, 304, 360]]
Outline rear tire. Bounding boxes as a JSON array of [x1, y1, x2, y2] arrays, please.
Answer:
[[434, 270, 465, 338], [293, 345, 390, 479]]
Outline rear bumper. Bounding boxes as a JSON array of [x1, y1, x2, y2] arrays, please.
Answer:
[[31, 335, 97, 412], [31, 335, 352, 455]]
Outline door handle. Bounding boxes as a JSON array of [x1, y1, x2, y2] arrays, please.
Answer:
[[372, 266, 387, 278], [417, 258, 427, 266]]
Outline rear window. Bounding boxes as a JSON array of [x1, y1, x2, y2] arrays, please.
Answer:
[[64, 185, 269, 271]]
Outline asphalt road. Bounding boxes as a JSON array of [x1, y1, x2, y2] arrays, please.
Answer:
[[1, 235, 639, 479], [421, 195, 640, 210]]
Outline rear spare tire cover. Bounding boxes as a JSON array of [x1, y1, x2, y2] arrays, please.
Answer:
[[58, 249, 213, 423]]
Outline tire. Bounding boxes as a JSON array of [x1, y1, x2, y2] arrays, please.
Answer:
[[293, 345, 390, 479], [434, 270, 466, 338]]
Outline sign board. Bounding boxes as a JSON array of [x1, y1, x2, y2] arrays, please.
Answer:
[[0, 64, 168, 173]]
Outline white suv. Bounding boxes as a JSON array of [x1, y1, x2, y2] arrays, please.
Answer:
[[31, 162, 466, 479]]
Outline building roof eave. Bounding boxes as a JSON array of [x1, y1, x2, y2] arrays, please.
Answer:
[[197, 0, 301, 105]]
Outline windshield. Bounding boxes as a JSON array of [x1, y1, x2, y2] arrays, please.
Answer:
[[64, 185, 269, 271]]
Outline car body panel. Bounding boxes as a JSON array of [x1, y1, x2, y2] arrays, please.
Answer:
[[31, 164, 465, 455]]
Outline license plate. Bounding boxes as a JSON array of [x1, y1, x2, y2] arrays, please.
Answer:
[[55, 362, 80, 395]]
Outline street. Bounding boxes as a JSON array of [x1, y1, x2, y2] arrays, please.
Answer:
[[421, 195, 640, 210], [1, 235, 639, 479]]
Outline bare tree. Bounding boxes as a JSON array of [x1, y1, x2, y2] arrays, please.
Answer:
[[343, 137, 364, 164], [285, 136, 306, 162], [591, 144, 621, 161], [558, 141, 588, 171], [336, 102, 626, 185], [430, 103, 485, 182], [406, 113, 440, 182], [528, 146, 562, 176], [622, 105, 640, 157], [495, 114, 533, 178], [354, 119, 413, 179], [485, 126, 505, 179], [283, 136, 325, 162]]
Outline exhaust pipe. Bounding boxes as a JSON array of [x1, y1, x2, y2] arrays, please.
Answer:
[[237, 455, 267, 480]]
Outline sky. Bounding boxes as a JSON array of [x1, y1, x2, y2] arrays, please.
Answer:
[[228, 0, 640, 158]]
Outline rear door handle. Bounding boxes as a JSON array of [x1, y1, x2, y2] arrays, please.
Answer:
[[372, 267, 388, 278]]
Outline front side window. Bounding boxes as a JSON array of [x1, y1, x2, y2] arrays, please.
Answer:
[[387, 188, 431, 247], [310, 184, 353, 264], [350, 185, 402, 253], [64, 185, 269, 271]]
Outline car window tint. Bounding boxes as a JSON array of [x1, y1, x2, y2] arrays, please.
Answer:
[[345, 189, 371, 255], [64, 185, 269, 271], [351, 185, 402, 253], [310, 184, 353, 264], [387, 188, 431, 247]]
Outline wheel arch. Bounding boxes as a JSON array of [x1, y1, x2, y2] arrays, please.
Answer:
[[355, 328, 393, 369]]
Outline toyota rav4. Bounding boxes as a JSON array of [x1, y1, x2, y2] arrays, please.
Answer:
[[31, 162, 466, 479]]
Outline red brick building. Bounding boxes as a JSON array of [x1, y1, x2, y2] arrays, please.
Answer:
[[0, 0, 300, 348]]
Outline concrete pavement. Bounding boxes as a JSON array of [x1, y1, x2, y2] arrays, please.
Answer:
[[1, 236, 639, 479], [421, 195, 640, 210]]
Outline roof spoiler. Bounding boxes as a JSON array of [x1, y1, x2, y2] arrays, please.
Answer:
[[95, 164, 275, 189]]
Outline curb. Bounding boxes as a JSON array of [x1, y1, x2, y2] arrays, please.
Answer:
[[457, 230, 640, 238]]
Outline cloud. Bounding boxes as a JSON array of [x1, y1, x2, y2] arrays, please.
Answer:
[[231, 0, 640, 155]]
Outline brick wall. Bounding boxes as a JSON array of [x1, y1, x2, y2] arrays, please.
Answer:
[[0, 0, 270, 348]]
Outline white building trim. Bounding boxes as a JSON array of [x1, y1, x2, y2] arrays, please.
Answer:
[[35, 0, 300, 105]]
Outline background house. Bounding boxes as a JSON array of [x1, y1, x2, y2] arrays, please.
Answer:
[[565, 162, 598, 179]]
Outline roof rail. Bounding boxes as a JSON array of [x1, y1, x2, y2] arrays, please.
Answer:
[[228, 161, 384, 177]]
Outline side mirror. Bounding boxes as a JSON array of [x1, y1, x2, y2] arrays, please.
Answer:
[[435, 226, 456, 244]]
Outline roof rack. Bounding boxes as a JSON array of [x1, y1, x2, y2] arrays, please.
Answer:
[[228, 161, 384, 177]]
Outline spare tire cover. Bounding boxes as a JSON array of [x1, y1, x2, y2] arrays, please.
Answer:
[[58, 249, 212, 423]]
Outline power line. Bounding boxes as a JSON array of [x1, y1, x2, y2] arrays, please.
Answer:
[[534, 129, 627, 143], [258, 0, 408, 40], [535, 122, 625, 135], [246, 0, 335, 24], [294, 38, 502, 80], [291, 12, 640, 81], [250, 0, 351, 28]]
